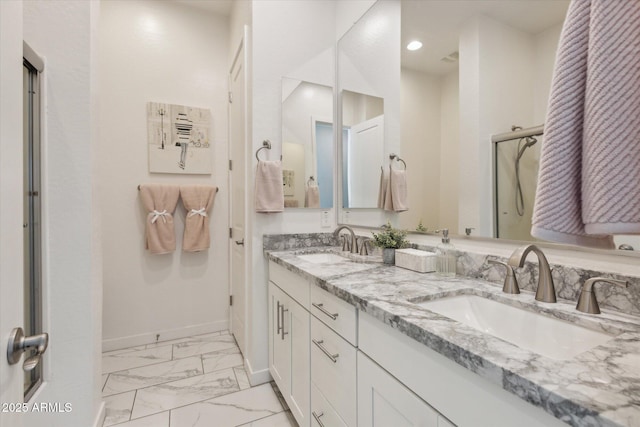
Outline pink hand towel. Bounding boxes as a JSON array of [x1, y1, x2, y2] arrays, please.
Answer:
[[390, 168, 409, 212], [377, 167, 388, 209], [304, 184, 320, 208], [255, 160, 284, 213], [532, 0, 640, 249], [180, 185, 217, 252], [139, 184, 180, 255]]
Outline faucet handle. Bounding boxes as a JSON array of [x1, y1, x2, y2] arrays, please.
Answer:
[[358, 237, 372, 256], [577, 277, 629, 314], [340, 235, 350, 252], [488, 259, 520, 294]]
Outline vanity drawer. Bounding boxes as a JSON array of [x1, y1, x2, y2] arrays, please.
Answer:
[[311, 382, 348, 427], [310, 316, 357, 427], [269, 261, 310, 308], [310, 284, 357, 345]]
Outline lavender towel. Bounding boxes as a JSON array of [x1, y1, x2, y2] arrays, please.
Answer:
[[255, 160, 284, 213], [532, 0, 640, 249]]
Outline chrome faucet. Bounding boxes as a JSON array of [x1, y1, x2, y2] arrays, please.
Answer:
[[508, 245, 556, 303], [333, 225, 358, 254]]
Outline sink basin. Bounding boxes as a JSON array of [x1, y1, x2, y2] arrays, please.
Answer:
[[297, 253, 350, 264], [417, 295, 614, 360]]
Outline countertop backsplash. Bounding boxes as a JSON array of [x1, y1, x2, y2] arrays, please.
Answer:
[[264, 233, 640, 317]]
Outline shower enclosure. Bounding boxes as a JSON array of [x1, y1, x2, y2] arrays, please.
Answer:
[[493, 125, 543, 241]]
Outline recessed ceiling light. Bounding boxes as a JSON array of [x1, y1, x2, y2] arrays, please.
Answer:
[[407, 41, 423, 51]]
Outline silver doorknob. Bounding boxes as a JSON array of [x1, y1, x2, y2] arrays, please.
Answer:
[[235, 239, 244, 246], [7, 327, 48, 371]]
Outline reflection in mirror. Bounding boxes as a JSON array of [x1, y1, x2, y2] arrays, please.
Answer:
[[281, 78, 333, 209], [399, 0, 571, 240], [337, 0, 401, 226], [494, 126, 542, 241], [337, 0, 640, 251], [342, 90, 384, 208]]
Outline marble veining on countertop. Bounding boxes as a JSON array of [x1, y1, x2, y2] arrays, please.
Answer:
[[266, 246, 640, 427]]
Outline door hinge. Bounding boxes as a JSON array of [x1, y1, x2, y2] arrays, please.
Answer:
[[229, 160, 233, 171], [228, 91, 233, 104], [230, 295, 233, 306], [229, 228, 233, 238]]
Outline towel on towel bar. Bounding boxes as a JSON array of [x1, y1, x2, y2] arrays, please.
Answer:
[[383, 166, 409, 212], [180, 185, 217, 252], [389, 168, 409, 212], [139, 184, 180, 254], [531, 0, 640, 249], [377, 168, 388, 209], [305, 183, 320, 208], [255, 160, 284, 213]]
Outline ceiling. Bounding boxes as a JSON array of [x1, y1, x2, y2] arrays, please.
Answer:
[[401, 0, 571, 75], [173, 0, 233, 16]]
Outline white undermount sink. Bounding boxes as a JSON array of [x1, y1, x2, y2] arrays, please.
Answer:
[[296, 253, 350, 264], [417, 295, 614, 360]]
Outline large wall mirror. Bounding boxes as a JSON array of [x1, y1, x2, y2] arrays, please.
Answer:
[[337, 0, 640, 252], [281, 77, 334, 209], [337, 0, 401, 225]]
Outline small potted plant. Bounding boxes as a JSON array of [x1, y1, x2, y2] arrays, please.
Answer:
[[372, 222, 409, 265]]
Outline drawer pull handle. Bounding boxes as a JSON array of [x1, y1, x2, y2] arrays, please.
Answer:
[[312, 339, 339, 363], [276, 301, 283, 335], [281, 308, 289, 340], [312, 411, 325, 427], [312, 302, 339, 320]]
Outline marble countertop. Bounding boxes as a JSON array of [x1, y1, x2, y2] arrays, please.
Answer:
[[266, 246, 640, 427]]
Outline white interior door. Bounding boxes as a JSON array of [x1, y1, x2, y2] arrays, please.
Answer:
[[1, 2, 25, 425], [229, 33, 247, 356], [347, 115, 384, 208]]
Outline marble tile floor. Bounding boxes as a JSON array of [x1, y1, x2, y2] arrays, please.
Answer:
[[102, 331, 296, 427]]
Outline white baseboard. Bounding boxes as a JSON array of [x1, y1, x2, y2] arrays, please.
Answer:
[[93, 401, 105, 427], [244, 357, 272, 386], [102, 320, 229, 352]]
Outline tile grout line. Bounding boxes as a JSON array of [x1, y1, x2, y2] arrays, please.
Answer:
[[103, 339, 237, 375], [102, 361, 245, 398], [129, 389, 137, 424], [128, 382, 260, 422]]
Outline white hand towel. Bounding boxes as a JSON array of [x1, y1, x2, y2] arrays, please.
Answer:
[[139, 184, 180, 255], [255, 160, 284, 213], [532, 0, 640, 249]]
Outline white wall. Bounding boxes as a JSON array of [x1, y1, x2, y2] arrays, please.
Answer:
[[439, 70, 460, 233], [99, 0, 230, 349], [400, 67, 441, 231], [459, 15, 535, 237], [22, 1, 103, 425]]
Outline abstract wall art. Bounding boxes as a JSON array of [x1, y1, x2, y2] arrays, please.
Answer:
[[147, 102, 212, 174]]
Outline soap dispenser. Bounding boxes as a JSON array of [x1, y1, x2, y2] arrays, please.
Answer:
[[436, 229, 456, 276]]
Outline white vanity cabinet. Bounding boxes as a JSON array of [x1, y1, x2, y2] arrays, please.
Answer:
[[268, 260, 566, 427], [268, 265, 310, 427], [310, 316, 357, 426], [357, 351, 440, 427]]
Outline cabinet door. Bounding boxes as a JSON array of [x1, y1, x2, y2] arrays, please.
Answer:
[[358, 351, 439, 427], [286, 294, 310, 426], [268, 282, 290, 394]]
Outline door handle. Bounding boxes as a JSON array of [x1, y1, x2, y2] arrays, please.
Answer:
[[7, 327, 49, 371], [235, 239, 244, 246]]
